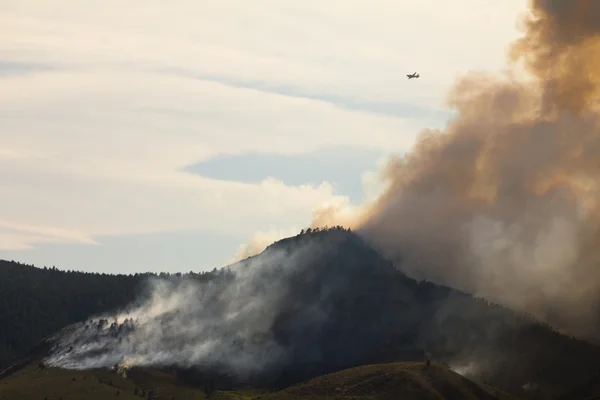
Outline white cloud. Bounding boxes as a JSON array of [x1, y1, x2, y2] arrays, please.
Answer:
[[0, 220, 97, 250], [1, 0, 525, 108], [0, 71, 421, 249], [0, 0, 527, 253], [1, 160, 344, 248], [0, 70, 421, 170]]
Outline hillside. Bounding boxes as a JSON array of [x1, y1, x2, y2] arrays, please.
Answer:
[[3, 228, 600, 399], [264, 362, 517, 400], [0, 358, 509, 400], [0, 260, 143, 371], [0, 354, 260, 400]]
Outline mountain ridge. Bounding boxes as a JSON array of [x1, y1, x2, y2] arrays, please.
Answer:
[[2, 228, 600, 398]]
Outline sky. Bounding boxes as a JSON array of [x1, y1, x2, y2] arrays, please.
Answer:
[[0, 0, 526, 274]]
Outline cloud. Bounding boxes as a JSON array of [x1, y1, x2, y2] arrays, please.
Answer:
[[159, 69, 454, 121], [1, 0, 524, 108], [0, 220, 97, 251], [0, 67, 426, 249], [0, 60, 56, 77], [184, 146, 387, 203], [0, 0, 525, 254], [1, 165, 343, 249]]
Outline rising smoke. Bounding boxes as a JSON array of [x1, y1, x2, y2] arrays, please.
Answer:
[[45, 243, 306, 376], [314, 0, 600, 339], [45, 231, 405, 385]]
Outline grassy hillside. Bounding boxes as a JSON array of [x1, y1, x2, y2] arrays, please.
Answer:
[[263, 362, 518, 400], [0, 357, 264, 400], [0, 358, 510, 400]]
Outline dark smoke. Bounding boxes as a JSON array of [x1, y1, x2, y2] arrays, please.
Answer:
[[313, 0, 600, 339]]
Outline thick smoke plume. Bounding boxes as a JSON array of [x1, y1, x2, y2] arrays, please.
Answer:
[[314, 0, 600, 339]]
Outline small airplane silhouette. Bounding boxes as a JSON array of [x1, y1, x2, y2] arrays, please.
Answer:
[[407, 72, 420, 79]]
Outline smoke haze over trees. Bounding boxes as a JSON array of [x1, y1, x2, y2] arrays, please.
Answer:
[[0, 259, 218, 372]]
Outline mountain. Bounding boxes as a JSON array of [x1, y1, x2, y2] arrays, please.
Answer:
[[2, 228, 600, 399]]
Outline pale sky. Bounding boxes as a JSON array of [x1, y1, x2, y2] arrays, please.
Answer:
[[0, 0, 526, 273]]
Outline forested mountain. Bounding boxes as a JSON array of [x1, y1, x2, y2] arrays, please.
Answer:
[[2, 228, 600, 399]]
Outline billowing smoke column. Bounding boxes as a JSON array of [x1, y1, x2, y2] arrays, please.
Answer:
[[314, 0, 600, 339]]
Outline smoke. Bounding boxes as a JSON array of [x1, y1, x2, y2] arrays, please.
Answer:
[[228, 228, 298, 264], [45, 244, 307, 376], [312, 0, 600, 338], [44, 230, 403, 385], [449, 360, 482, 378]]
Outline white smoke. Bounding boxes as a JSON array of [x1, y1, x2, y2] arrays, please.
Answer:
[[45, 241, 316, 377]]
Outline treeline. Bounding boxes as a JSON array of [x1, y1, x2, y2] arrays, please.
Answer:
[[299, 225, 351, 235]]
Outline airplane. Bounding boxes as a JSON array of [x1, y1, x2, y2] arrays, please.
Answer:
[[407, 72, 420, 79]]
